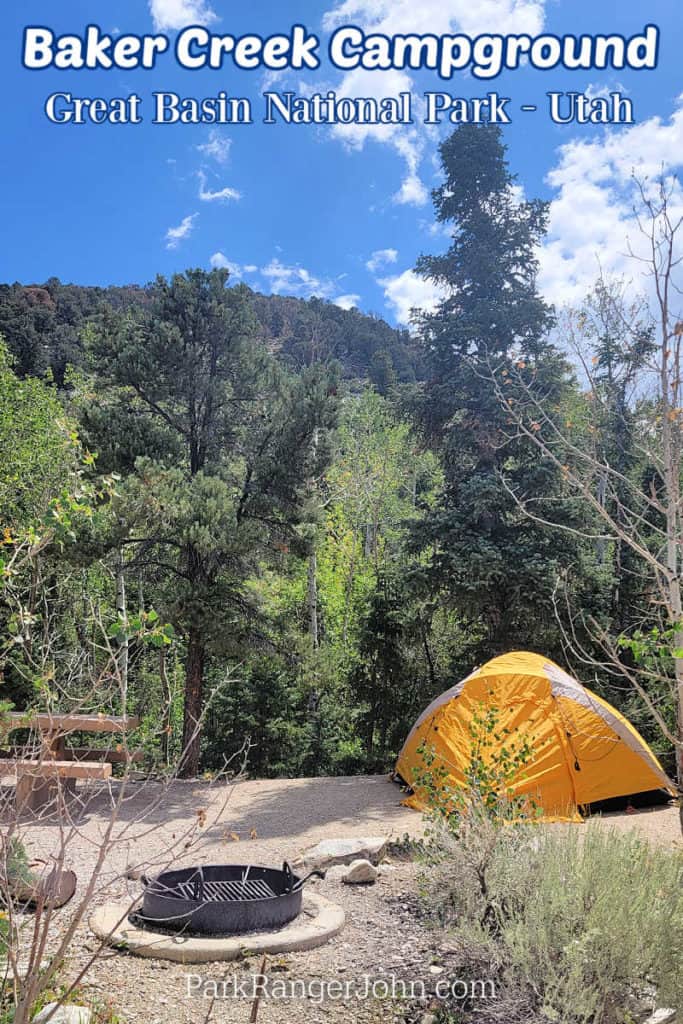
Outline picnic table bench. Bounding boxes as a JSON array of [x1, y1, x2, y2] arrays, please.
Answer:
[[2, 712, 140, 813]]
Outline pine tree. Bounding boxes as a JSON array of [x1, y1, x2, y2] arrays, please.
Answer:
[[85, 269, 337, 775], [411, 124, 578, 661]]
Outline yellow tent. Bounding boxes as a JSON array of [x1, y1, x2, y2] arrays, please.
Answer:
[[396, 650, 675, 821]]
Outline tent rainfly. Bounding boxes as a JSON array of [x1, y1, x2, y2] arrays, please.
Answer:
[[396, 650, 675, 822]]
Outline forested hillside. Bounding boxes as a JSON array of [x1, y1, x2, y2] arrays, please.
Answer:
[[1, 126, 680, 785], [0, 278, 420, 388]]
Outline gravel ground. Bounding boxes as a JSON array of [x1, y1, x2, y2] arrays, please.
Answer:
[[8, 775, 682, 1023]]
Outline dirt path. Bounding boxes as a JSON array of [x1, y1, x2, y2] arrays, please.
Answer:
[[12, 776, 681, 1023]]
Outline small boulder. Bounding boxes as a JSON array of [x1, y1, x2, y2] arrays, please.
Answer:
[[322, 864, 347, 881], [33, 1005, 92, 1024], [342, 859, 378, 885], [300, 836, 387, 871]]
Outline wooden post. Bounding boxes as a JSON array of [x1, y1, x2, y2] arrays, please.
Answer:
[[16, 773, 75, 816]]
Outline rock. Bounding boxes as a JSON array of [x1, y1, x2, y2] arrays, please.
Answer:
[[342, 859, 379, 885], [421, 1015, 438, 1024], [32, 1004, 92, 1024], [300, 837, 387, 870], [322, 864, 347, 881]]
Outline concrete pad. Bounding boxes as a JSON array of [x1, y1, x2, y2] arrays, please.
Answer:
[[88, 893, 345, 964]]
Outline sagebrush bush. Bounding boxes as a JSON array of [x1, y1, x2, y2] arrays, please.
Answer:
[[422, 818, 683, 1023]]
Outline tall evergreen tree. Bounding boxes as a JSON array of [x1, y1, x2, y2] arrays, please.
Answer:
[[85, 269, 337, 775], [411, 124, 578, 662]]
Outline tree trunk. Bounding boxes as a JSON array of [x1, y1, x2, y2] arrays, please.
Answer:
[[364, 521, 375, 559], [595, 470, 607, 564], [115, 549, 128, 697], [24, 556, 40, 659], [666, 524, 683, 788], [659, 292, 683, 790], [180, 627, 205, 777], [160, 648, 172, 766], [342, 546, 356, 645], [308, 549, 319, 649], [673, 616, 683, 789], [420, 616, 437, 692], [307, 424, 321, 651], [366, 701, 376, 761]]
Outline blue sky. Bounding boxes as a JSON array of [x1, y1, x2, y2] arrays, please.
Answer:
[[2, 0, 683, 325]]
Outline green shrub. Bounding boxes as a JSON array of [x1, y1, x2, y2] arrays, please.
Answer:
[[2, 837, 32, 889], [412, 702, 542, 829], [421, 819, 683, 1023]]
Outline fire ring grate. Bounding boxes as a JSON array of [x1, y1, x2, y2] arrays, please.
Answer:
[[139, 862, 325, 935]]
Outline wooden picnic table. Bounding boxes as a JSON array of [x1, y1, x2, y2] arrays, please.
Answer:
[[2, 712, 140, 814]]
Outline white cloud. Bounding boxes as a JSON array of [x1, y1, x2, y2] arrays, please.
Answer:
[[165, 213, 198, 250], [334, 293, 361, 309], [262, 68, 288, 91], [391, 129, 431, 206], [539, 98, 683, 307], [210, 253, 239, 275], [324, 66, 429, 208], [320, 0, 546, 209], [260, 258, 336, 298], [379, 269, 447, 326], [198, 171, 242, 203], [366, 248, 398, 273], [196, 130, 232, 164], [210, 253, 258, 278], [419, 218, 451, 240], [394, 172, 429, 207], [328, 67, 415, 150], [149, 0, 217, 31], [585, 81, 628, 102], [322, 0, 545, 36]]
